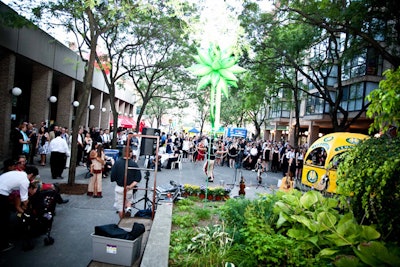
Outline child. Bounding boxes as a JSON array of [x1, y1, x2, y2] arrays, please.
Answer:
[[87, 150, 105, 198], [255, 158, 263, 184]]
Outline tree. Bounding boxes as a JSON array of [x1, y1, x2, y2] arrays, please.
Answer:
[[29, 0, 145, 185], [239, 1, 375, 135], [278, 0, 400, 68], [145, 98, 173, 129], [366, 67, 400, 136], [121, 10, 197, 132]]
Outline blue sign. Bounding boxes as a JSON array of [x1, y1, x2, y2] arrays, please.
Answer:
[[226, 128, 247, 138]]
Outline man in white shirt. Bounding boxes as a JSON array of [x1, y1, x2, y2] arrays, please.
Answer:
[[0, 166, 38, 252], [48, 131, 70, 179], [102, 129, 111, 149]]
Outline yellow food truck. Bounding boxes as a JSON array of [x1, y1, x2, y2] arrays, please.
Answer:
[[301, 132, 369, 194]]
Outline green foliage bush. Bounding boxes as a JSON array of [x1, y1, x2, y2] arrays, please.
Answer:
[[170, 189, 400, 266], [337, 136, 400, 242]]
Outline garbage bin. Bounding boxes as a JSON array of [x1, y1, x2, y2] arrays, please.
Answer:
[[104, 149, 119, 161]]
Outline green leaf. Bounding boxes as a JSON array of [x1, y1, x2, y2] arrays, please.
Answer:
[[300, 190, 320, 209], [360, 225, 380, 241], [291, 215, 318, 232], [353, 242, 385, 266], [325, 232, 352, 247], [333, 255, 360, 267], [287, 228, 306, 240], [317, 211, 337, 231], [319, 248, 339, 257]]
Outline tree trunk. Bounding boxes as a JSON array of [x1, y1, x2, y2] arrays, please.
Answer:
[[67, 8, 100, 185]]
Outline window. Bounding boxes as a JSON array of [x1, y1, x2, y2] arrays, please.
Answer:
[[340, 82, 370, 111], [306, 93, 325, 115], [270, 101, 291, 118]]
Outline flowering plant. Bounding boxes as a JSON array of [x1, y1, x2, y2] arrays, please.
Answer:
[[184, 184, 200, 195], [200, 185, 207, 193], [213, 187, 226, 196]]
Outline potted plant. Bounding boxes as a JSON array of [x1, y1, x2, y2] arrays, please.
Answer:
[[185, 184, 201, 196], [199, 185, 207, 199], [213, 187, 225, 201], [207, 187, 215, 201], [182, 184, 191, 197]]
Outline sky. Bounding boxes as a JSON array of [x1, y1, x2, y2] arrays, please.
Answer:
[[1, 0, 250, 49]]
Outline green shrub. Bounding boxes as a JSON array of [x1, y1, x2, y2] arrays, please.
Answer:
[[193, 206, 212, 220], [337, 136, 400, 243], [172, 213, 198, 228]]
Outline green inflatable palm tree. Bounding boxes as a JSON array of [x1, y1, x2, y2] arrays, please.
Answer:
[[188, 43, 246, 131]]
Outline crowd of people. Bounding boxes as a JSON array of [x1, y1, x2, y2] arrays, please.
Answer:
[[154, 131, 309, 184], [3, 122, 313, 251]]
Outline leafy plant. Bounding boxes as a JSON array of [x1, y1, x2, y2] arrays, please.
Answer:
[[366, 67, 400, 136], [193, 207, 212, 221], [212, 186, 226, 196], [337, 136, 400, 243], [172, 213, 198, 228], [183, 184, 200, 195]]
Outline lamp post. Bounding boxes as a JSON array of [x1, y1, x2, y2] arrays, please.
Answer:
[[11, 87, 22, 96], [49, 96, 57, 103], [10, 87, 22, 122], [48, 95, 58, 127]]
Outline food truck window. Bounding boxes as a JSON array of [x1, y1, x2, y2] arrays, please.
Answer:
[[306, 148, 327, 166], [328, 153, 346, 170]]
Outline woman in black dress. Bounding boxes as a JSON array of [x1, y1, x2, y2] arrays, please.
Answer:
[[271, 146, 280, 173]]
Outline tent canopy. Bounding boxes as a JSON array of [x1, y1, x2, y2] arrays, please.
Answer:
[[110, 116, 136, 129], [188, 127, 200, 133]]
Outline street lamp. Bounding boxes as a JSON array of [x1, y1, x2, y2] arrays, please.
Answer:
[[48, 96, 58, 103], [11, 87, 22, 96], [89, 104, 95, 110], [101, 107, 106, 112], [72, 101, 80, 107]]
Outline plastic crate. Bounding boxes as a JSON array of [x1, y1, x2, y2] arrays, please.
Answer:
[[91, 233, 143, 266]]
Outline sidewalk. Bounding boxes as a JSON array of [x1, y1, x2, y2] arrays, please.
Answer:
[[0, 158, 282, 267]]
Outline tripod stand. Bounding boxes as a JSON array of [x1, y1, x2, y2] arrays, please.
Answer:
[[227, 164, 242, 189], [227, 151, 244, 189], [132, 170, 153, 210]]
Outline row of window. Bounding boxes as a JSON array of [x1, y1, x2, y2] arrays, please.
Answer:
[[269, 81, 379, 118]]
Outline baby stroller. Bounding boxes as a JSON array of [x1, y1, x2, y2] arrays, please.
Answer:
[[20, 189, 57, 250]]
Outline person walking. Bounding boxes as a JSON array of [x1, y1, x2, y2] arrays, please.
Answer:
[[110, 149, 142, 219], [203, 142, 217, 182], [48, 131, 70, 179], [87, 149, 105, 198]]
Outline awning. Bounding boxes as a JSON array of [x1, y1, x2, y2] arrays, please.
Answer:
[[110, 116, 136, 129], [188, 127, 200, 133]]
